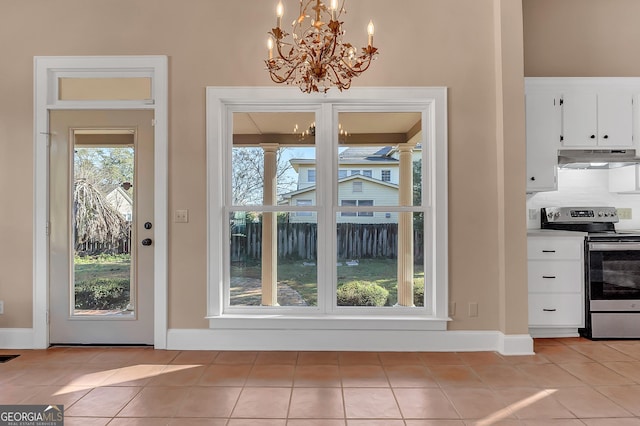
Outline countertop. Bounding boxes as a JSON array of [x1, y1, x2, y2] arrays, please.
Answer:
[[527, 229, 588, 238]]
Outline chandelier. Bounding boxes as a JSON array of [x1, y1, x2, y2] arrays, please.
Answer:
[[265, 0, 379, 93], [294, 121, 349, 142]]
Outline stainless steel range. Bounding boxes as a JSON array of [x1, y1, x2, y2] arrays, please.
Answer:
[[541, 206, 640, 339]]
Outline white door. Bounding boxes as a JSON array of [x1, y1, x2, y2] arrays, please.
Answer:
[[49, 110, 154, 344]]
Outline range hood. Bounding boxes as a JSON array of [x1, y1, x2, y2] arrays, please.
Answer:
[[557, 149, 640, 169]]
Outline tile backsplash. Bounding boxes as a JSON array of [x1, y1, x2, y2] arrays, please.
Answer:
[[527, 168, 640, 230]]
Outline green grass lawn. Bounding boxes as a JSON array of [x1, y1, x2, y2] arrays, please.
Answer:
[[77, 254, 425, 308], [74, 254, 131, 283], [234, 258, 425, 306], [73, 254, 132, 310]]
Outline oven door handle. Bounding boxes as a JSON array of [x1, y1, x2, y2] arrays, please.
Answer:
[[589, 242, 640, 251]]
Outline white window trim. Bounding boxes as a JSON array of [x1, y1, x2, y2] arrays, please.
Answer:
[[206, 87, 449, 332]]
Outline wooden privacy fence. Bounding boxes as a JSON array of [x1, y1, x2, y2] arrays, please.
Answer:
[[76, 234, 131, 255], [230, 223, 424, 262]]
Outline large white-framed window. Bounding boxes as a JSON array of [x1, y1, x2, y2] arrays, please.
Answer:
[[206, 87, 448, 329]]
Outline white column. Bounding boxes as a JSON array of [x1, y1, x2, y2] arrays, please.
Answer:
[[397, 145, 414, 307], [261, 144, 279, 306]]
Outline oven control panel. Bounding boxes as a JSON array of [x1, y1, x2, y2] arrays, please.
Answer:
[[542, 207, 619, 223]]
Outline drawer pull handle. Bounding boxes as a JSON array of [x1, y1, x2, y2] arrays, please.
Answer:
[[542, 276, 556, 279], [542, 250, 556, 253], [542, 308, 557, 312]]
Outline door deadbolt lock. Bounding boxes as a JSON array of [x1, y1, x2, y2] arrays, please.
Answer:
[[144, 222, 153, 229], [141, 238, 153, 246]]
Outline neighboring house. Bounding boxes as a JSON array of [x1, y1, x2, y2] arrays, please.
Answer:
[[106, 186, 133, 222], [281, 146, 420, 223]]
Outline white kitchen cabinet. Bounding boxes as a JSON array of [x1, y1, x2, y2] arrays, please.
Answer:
[[527, 234, 585, 337], [609, 164, 640, 193], [526, 92, 560, 192], [562, 90, 633, 148]]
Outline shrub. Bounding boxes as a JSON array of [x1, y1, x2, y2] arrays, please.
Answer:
[[75, 278, 130, 310], [337, 281, 389, 307], [413, 279, 425, 307]]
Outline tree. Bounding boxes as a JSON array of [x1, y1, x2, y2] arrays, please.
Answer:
[[73, 146, 133, 254], [74, 179, 129, 254], [231, 147, 296, 205], [75, 147, 134, 195]]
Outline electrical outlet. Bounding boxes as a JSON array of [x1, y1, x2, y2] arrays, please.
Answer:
[[0, 300, 4, 315], [618, 208, 633, 220], [174, 209, 189, 223]]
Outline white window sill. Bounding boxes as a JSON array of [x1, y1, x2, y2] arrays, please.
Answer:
[[207, 314, 449, 331]]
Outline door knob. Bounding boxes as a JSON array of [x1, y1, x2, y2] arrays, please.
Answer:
[[144, 222, 153, 229], [141, 238, 153, 246]]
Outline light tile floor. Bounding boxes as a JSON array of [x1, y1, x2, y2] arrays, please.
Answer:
[[1, 338, 640, 425]]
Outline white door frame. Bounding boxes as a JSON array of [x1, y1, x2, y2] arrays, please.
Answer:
[[34, 56, 168, 348]]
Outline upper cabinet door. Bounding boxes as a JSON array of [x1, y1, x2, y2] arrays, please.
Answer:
[[526, 93, 560, 192], [562, 92, 598, 147], [597, 92, 633, 147], [561, 91, 633, 148]]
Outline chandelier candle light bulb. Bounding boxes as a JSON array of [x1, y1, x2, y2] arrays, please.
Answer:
[[276, 1, 284, 28], [265, 0, 379, 93]]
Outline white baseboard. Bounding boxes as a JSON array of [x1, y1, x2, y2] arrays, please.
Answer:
[[0, 328, 36, 349], [167, 328, 534, 356], [0, 327, 535, 356], [529, 327, 580, 338], [498, 333, 535, 355]]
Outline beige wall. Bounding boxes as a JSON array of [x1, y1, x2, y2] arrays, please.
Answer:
[[523, 0, 640, 77], [0, 0, 528, 334]]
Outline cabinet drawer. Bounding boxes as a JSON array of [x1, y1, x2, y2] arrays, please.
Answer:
[[528, 261, 583, 293], [529, 293, 583, 327], [528, 238, 583, 260]]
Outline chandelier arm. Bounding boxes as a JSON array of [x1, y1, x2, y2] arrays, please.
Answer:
[[326, 63, 348, 90], [274, 38, 307, 66], [338, 52, 374, 74], [268, 58, 305, 84], [326, 59, 351, 90], [274, 41, 293, 63], [326, 25, 340, 63]]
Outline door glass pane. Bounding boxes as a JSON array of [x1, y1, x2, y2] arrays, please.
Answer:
[[73, 133, 135, 316], [58, 77, 152, 101]]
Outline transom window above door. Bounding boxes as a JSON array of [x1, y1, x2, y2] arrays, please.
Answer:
[[206, 87, 448, 327]]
